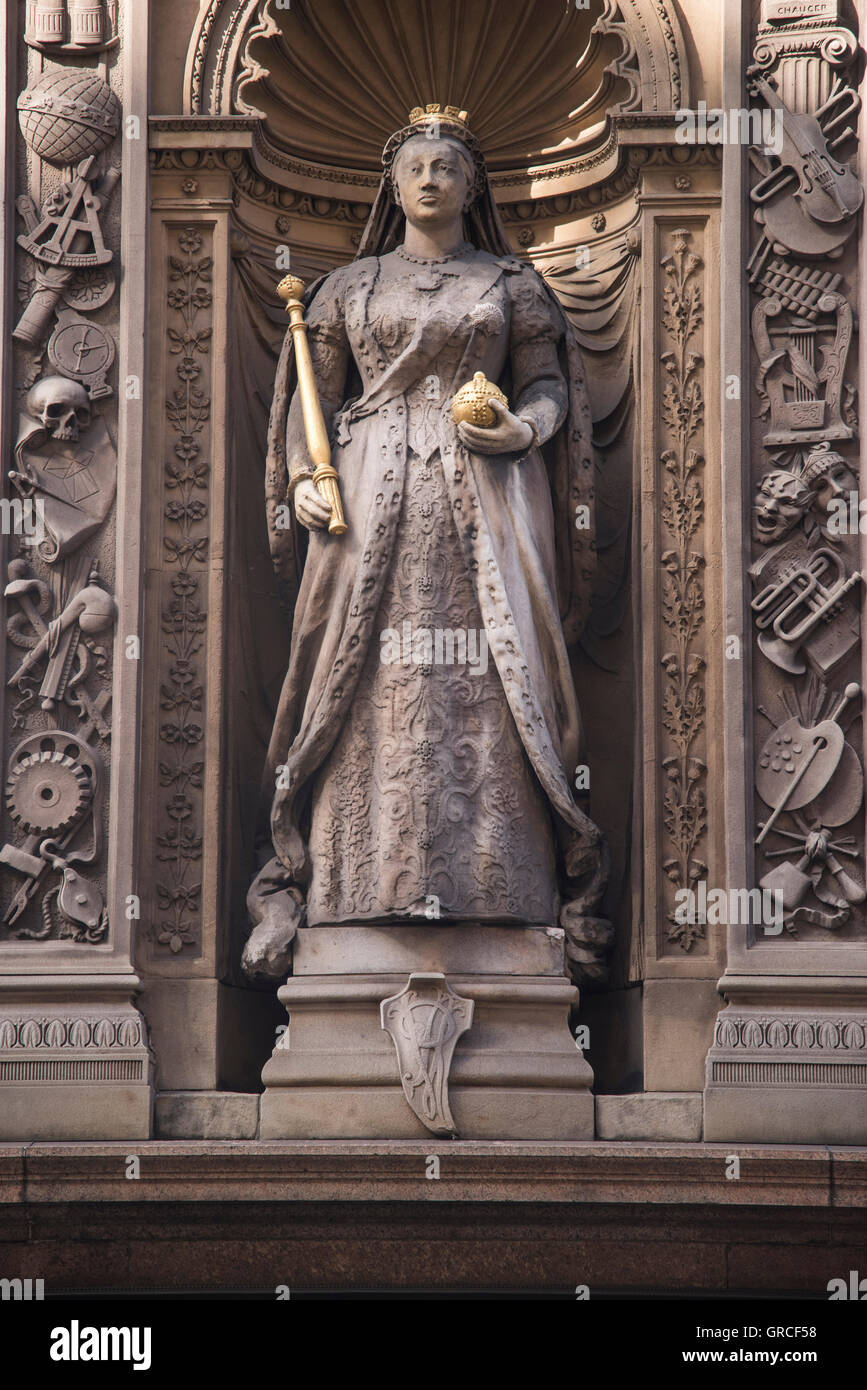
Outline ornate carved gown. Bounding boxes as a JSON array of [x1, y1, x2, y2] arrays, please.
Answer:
[[267, 244, 600, 927]]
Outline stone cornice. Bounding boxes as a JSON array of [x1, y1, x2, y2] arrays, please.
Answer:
[[1, 1140, 863, 1206], [148, 115, 257, 149]]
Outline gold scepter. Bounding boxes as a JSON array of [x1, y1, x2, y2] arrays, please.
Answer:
[[277, 274, 347, 536]]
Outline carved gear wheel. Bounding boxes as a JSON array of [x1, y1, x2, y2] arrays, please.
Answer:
[[6, 748, 92, 837]]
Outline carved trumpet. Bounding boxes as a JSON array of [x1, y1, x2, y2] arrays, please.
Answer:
[[752, 548, 862, 673], [277, 274, 347, 537]]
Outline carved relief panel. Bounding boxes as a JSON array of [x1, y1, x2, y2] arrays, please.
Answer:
[[746, 1, 866, 945], [1, 40, 123, 950], [703, 0, 867, 1141]]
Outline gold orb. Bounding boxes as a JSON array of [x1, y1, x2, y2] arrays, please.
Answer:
[[450, 372, 509, 428]]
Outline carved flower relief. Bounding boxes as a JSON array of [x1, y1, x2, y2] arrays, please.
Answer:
[[165, 499, 208, 524], [468, 301, 506, 336], [178, 228, 204, 256], [167, 286, 212, 312], [70, 268, 114, 306], [170, 572, 199, 598]]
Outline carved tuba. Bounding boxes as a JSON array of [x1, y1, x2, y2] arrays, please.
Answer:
[[752, 547, 862, 673]]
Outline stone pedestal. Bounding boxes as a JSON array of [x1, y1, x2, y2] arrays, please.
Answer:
[[0, 981, 152, 1140], [260, 925, 594, 1140], [704, 982, 867, 1144]]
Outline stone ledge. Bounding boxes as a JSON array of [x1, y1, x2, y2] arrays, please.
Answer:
[[0, 1141, 864, 1207]]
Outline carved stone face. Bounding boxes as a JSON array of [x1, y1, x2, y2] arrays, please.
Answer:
[[392, 135, 474, 229], [752, 469, 813, 544], [26, 376, 91, 443], [808, 452, 857, 518]]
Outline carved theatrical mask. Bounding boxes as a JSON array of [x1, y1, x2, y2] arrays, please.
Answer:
[[752, 469, 813, 545], [802, 447, 858, 524], [26, 376, 91, 443]]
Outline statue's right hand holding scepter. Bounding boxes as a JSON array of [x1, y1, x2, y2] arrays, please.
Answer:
[[277, 274, 348, 536]]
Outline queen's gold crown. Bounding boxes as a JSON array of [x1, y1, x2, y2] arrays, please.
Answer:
[[409, 103, 470, 128]]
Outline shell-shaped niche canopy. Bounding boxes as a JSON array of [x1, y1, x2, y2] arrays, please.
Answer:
[[239, 0, 627, 178]]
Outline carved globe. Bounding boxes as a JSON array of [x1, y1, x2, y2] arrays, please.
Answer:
[[18, 68, 121, 166]]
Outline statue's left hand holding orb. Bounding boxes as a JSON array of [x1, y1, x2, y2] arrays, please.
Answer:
[[457, 397, 534, 456]]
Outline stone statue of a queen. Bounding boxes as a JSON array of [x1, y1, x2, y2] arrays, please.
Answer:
[[245, 104, 609, 979]]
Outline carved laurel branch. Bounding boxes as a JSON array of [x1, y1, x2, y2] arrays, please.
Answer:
[[658, 229, 707, 950], [153, 227, 212, 954]]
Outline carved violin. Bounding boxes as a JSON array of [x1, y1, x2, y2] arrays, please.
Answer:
[[748, 73, 863, 230]]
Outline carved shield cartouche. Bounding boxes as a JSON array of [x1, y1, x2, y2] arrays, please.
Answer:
[[380, 973, 473, 1138]]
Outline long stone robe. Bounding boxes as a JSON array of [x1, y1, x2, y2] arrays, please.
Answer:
[[264, 244, 603, 925]]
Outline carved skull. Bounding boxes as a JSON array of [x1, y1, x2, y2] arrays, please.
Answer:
[[26, 376, 91, 443]]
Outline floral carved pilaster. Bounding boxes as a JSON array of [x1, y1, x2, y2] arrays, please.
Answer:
[[658, 229, 707, 950], [636, 174, 724, 1092], [142, 127, 245, 1090], [152, 227, 212, 955]]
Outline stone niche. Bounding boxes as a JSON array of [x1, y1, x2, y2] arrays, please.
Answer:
[[0, 0, 864, 1151], [139, 0, 660, 1141]]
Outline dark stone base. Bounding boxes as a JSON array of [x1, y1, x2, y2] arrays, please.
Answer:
[[1, 1141, 864, 1296]]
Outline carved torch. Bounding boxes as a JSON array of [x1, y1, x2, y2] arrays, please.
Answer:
[[276, 274, 347, 537]]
